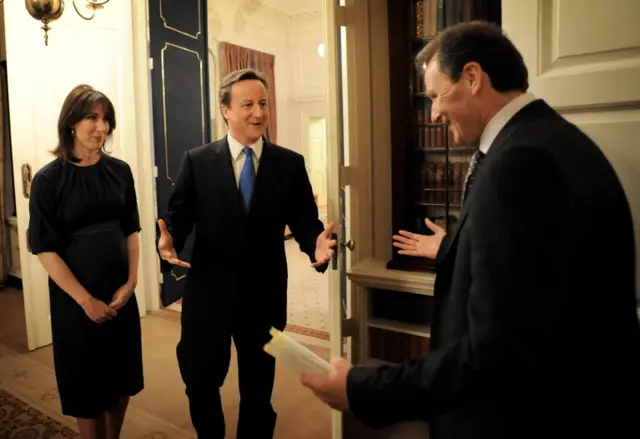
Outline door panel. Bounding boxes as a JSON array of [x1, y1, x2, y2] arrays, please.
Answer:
[[149, 0, 210, 306], [506, 0, 640, 109], [503, 0, 640, 300], [323, 1, 347, 437], [325, 0, 377, 437]]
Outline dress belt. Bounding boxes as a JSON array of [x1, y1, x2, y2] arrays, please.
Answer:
[[69, 219, 121, 239]]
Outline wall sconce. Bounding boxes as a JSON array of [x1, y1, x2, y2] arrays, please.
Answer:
[[25, 0, 111, 46]]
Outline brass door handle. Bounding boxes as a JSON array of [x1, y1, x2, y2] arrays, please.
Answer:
[[341, 239, 355, 251], [21, 164, 32, 199]]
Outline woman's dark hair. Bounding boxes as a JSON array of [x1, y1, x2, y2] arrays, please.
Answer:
[[54, 84, 116, 162], [415, 20, 529, 93]]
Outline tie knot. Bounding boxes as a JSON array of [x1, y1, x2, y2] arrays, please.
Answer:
[[243, 147, 253, 158]]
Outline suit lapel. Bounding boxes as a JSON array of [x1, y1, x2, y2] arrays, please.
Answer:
[[438, 100, 549, 266], [211, 139, 244, 217]]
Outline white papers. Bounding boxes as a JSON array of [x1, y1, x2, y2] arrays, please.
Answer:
[[263, 327, 332, 374]]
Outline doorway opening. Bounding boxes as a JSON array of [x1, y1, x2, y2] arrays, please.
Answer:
[[150, 0, 335, 349], [0, 2, 23, 311], [307, 116, 328, 212]]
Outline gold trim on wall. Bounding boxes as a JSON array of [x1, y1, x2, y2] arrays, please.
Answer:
[[160, 42, 205, 184], [159, 0, 202, 40]]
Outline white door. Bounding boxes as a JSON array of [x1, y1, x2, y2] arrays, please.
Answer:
[[323, 0, 362, 437], [3, 1, 147, 350], [502, 0, 640, 298], [3, 0, 54, 351]]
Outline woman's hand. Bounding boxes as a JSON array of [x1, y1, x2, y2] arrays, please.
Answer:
[[81, 297, 117, 323], [109, 282, 135, 312]]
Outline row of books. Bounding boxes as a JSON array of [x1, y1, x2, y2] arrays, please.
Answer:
[[419, 161, 469, 205], [415, 0, 496, 39], [415, 0, 444, 39], [415, 108, 452, 149]]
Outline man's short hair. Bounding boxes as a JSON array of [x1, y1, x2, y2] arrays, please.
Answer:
[[219, 68, 269, 109], [415, 20, 529, 93]]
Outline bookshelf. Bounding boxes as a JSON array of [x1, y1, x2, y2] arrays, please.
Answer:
[[348, 259, 435, 365], [352, 0, 501, 369], [386, 0, 501, 273]]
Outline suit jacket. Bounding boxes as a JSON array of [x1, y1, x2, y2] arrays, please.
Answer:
[[159, 137, 326, 331], [346, 100, 640, 438]]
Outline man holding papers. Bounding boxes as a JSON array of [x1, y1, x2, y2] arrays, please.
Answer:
[[301, 21, 640, 439]]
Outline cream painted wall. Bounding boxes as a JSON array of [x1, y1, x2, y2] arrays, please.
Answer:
[[287, 10, 328, 172], [3, 1, 153, 349], [207, 0, 296, 152], [287, 11, 328, 203], [206, 1, 327, 158]]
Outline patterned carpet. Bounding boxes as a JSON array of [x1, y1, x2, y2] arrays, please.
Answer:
[[0, 344, 195, 439], [0, 387, 78, 439], [283, 239, 330, 342]]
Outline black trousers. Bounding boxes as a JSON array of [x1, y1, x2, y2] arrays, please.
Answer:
[[177, 321, 277, 439]]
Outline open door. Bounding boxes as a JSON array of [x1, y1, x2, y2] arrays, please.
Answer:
[[1, 0, 52, 351], [323, 0, 361, 437], [148, 0, 211, 307]]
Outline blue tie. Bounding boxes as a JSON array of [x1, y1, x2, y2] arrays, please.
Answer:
[[239, 147, 255, 211]]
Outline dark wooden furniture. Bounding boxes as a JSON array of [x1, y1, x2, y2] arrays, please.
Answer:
[[386, 0, 501, 273], [357, 0, 502, 377]]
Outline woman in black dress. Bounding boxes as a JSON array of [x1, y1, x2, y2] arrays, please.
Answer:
[[28, 84, 144, 439]]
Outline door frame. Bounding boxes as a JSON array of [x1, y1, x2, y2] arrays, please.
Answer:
[[323, 0, 375, 437], [131, 0, 162, 313]]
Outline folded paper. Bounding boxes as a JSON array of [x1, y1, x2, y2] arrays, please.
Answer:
[[263, 327, 332, 374]]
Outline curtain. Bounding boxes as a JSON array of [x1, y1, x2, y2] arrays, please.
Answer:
[[219, 42, 277, 144]]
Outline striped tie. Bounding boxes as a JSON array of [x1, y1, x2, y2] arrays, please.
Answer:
[[461, 150, 485, 205]]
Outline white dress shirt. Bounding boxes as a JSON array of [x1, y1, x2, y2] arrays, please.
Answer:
[[478, 92, 537, 154], [227, 133, 263, 187]]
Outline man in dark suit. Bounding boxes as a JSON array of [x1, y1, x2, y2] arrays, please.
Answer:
[[157, 68, 336, 439], [301, 21, 640, 438]]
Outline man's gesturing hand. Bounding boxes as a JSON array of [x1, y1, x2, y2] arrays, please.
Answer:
[[157, 219, 191, 268], [392, 218, 446, 260]]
